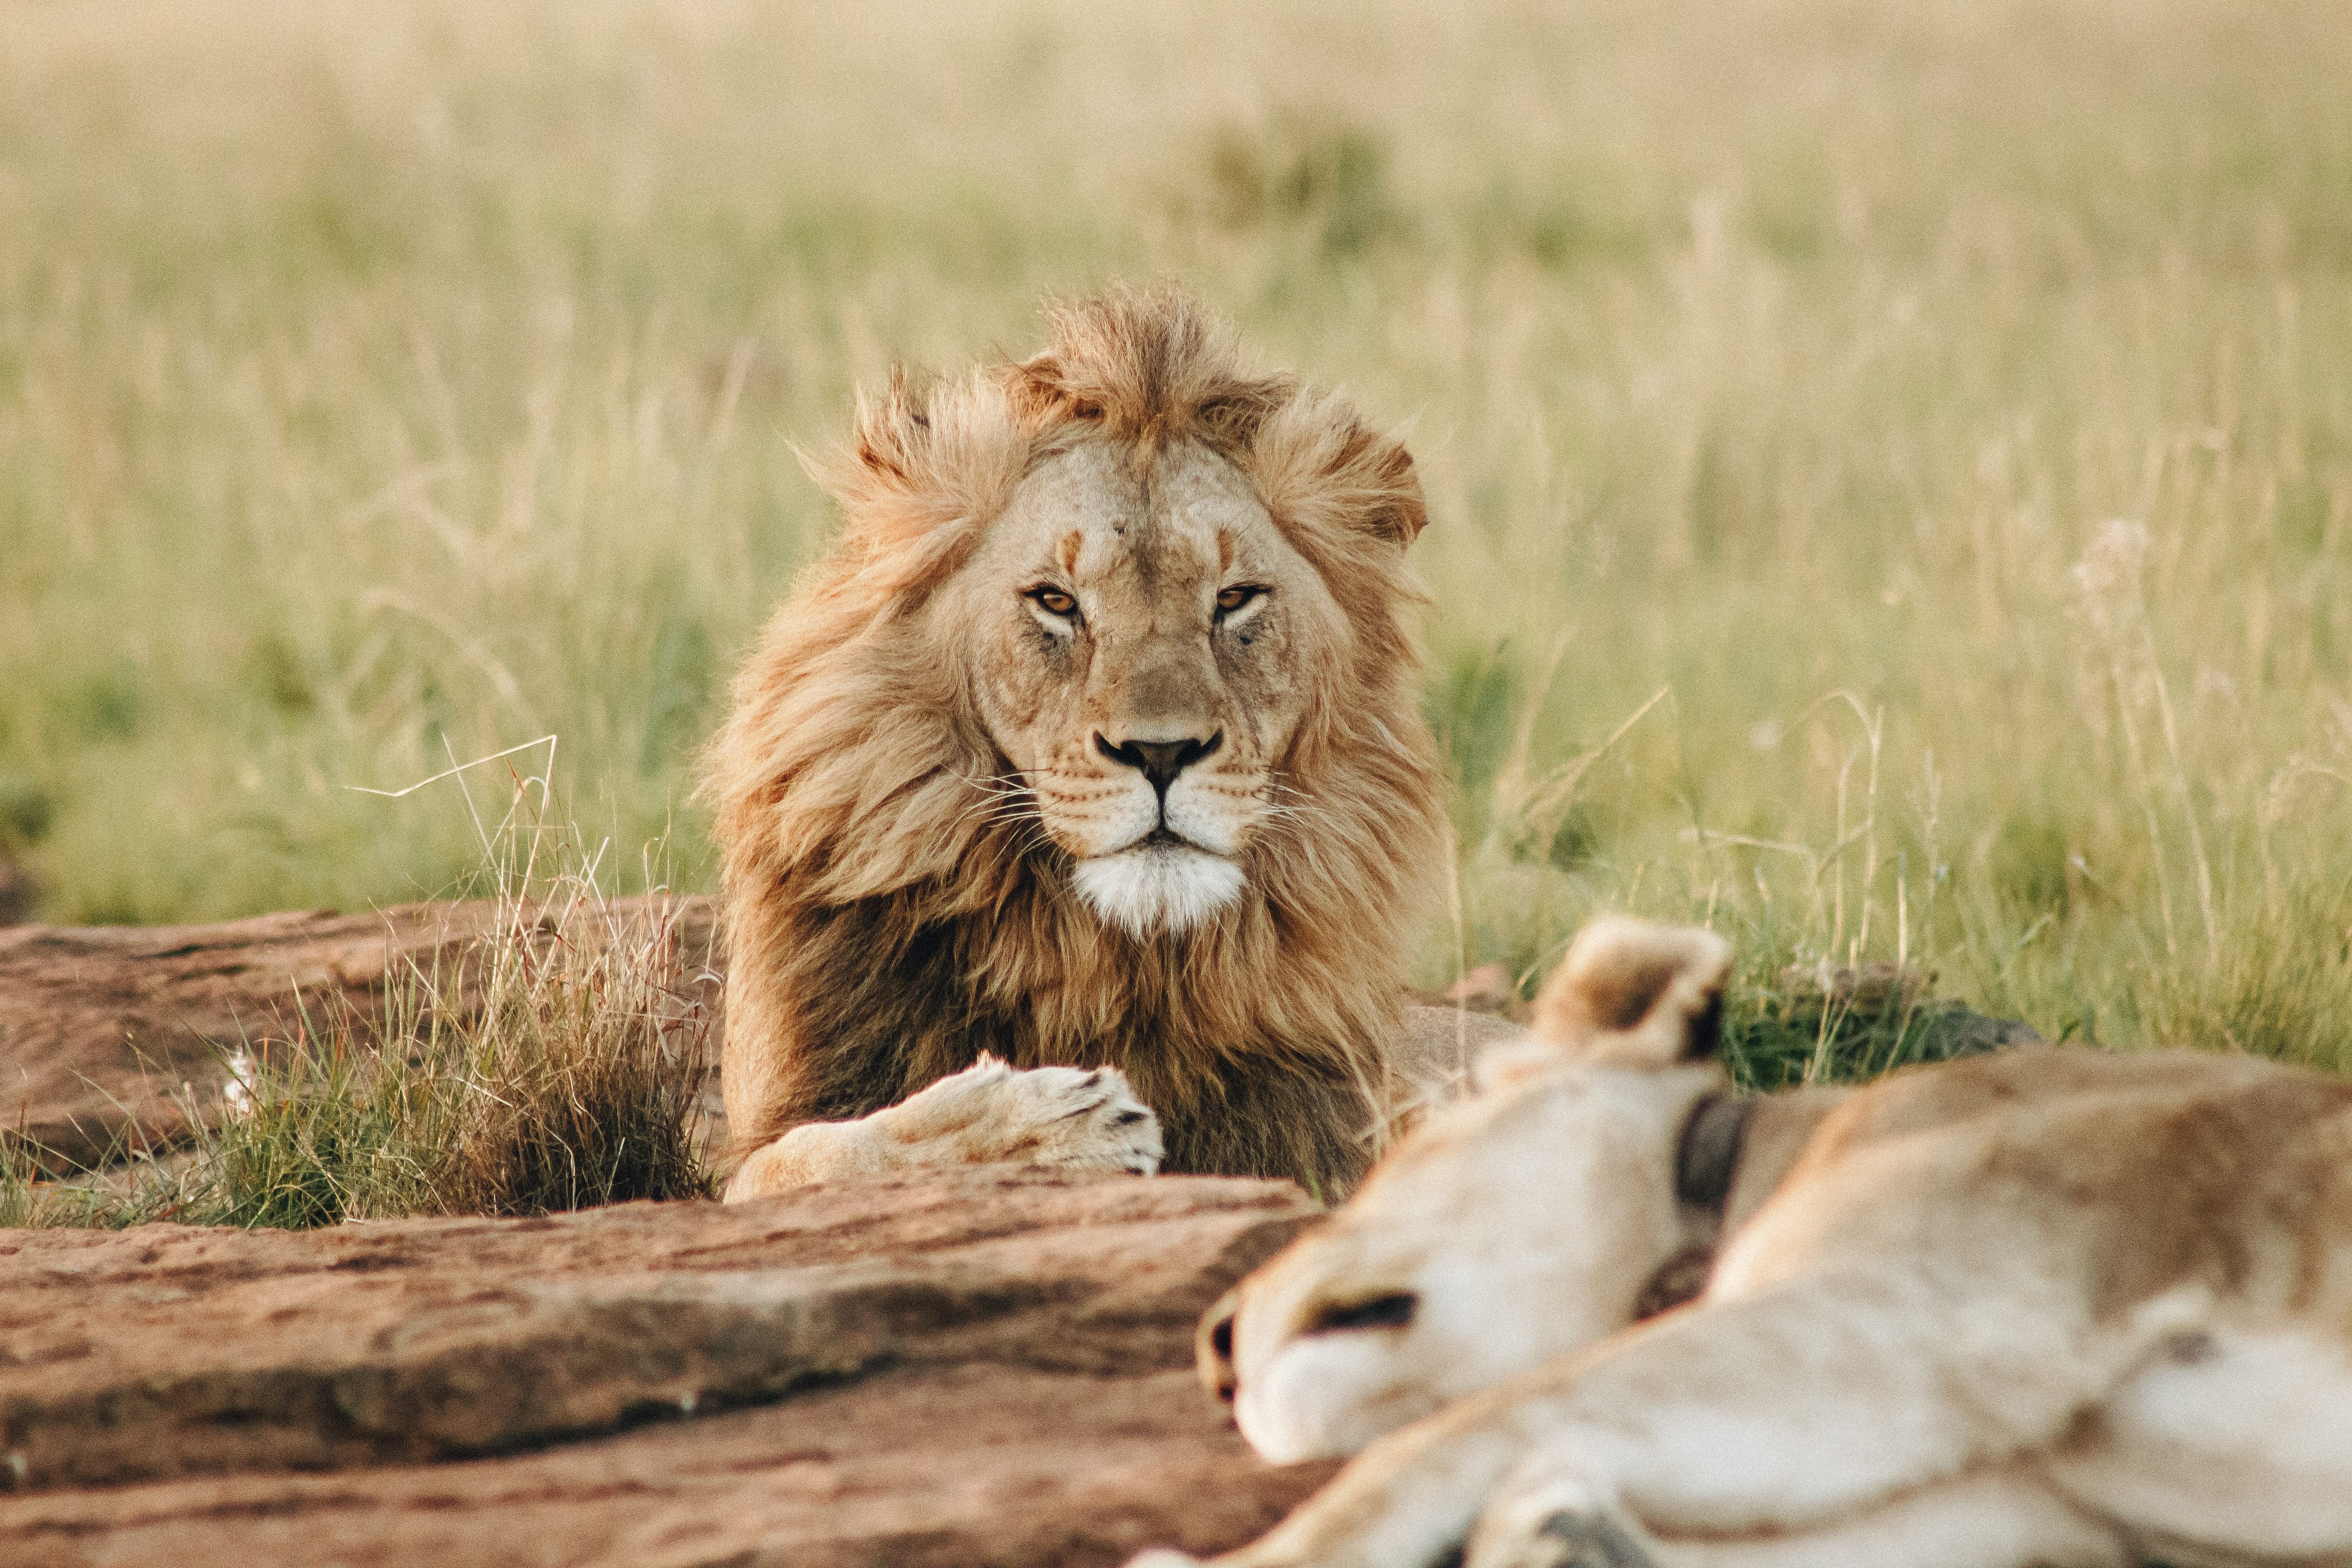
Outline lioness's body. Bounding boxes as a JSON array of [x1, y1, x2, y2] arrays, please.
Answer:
[[1166, 921, 2352, 1568], [707, 289, 1449, 1197]]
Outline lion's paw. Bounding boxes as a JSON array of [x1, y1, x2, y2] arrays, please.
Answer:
[[884, 1054, 1165, 1175]]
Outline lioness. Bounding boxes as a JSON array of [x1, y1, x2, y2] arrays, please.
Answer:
[[706, 286, 1508, 1200], [1147, 918, 2352, 1568]]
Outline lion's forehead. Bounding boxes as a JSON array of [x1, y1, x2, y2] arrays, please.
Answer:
[[1002, 437, 1283, 591]]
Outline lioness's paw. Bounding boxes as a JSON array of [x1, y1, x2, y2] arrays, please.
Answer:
[[886, 1054, 1165, 1175], [1469, 1475, 1654, 1568], [1483, 1513, 1653, 1568]]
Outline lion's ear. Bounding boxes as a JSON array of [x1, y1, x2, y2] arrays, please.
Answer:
[[815, 368, 1028, 567], [1004, 352, 1101, 429], [831, 368, 933, 508], [1354, 428, 1426, 546], [1248, 396, 1428, 552], [1531, 918, 1731, 1071], [1305, 417, 1426, 546]]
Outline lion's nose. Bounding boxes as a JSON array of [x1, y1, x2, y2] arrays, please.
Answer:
[[1095, 730, 1222, 794]]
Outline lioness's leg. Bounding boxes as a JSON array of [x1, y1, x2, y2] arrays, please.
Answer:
[[1466, 1468, 2123, 1568], [1128, 1269, 2189, 1568], [1459, 1267, 2140, 1538], [2049, 1322, 2352, 1562], [724, 1054, 1163, 1199]]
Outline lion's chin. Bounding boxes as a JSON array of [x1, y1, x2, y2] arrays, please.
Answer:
[[1072, 842, 1245, 939]]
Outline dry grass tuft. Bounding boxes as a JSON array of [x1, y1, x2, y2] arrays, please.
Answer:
[[3, 792, 715, 1229], [427, 884, 712, 1217]]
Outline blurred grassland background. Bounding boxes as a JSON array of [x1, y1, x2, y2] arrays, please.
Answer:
[[4, 0, 2352, 1070]]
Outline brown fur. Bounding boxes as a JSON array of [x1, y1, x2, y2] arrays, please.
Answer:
[[703, 285, 1445, 1193]]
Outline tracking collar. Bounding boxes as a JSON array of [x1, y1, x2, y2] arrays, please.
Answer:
[[1635, 1090, 1756, 1320], [1673, 1090, 1755, 1214]]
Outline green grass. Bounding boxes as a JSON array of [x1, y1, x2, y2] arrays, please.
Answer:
[[4, 0, 2351, 1076]]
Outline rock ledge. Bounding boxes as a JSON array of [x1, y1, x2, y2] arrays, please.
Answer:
[[0, 1169, 1334, 1568]]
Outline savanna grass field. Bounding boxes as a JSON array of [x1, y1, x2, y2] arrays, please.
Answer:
[[5, 0, 2352, 1119]]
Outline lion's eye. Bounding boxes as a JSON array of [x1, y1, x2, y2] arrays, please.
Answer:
[[1029, 586, 1077, 618], [1215, 585, 1264, 616]]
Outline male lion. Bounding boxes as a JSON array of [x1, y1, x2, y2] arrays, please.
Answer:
[[1145, 918, 2352, 1568], [707, 286, 1491, 1200]]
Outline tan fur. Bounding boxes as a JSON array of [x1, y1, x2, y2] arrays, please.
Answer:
[[1162, 920, 2352, 1568], [705, 285, 1444, 1196]]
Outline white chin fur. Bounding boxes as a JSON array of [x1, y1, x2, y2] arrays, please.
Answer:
[[1073, 844, 1245, 937]]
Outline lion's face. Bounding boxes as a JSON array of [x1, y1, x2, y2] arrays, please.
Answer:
[[936, 434, 1345, 937]]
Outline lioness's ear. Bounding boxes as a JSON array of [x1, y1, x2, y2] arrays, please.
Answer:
[[1532, 917, 1732, 1071]]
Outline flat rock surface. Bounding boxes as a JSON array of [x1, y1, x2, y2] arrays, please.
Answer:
[[0, 1169, 1335, 1567], [0, 896, 720, 1171]]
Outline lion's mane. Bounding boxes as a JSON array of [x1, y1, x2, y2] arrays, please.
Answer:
[[704, 286, 1445, 1192]]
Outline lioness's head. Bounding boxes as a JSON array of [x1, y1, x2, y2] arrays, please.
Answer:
[[1200, 918, 1734, 1462]]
